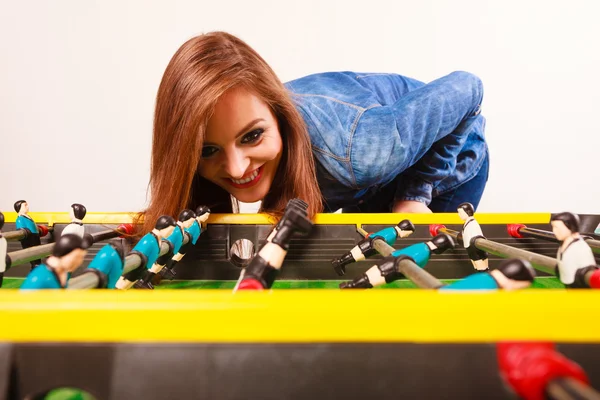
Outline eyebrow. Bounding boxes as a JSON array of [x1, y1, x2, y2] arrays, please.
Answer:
[[204, 118, 265, 146]]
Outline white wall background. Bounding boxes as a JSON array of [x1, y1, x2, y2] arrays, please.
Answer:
[[0, 0, 598, 214]]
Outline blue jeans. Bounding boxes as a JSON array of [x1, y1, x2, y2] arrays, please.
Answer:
[[343, 153, 489, 213], [288, 71, 488, 210], [428, 152, 489, 212]]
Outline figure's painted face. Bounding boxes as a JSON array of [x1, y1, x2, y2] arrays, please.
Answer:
[[551, 220, 572, 241], [199, 87, 283, 204], [457, 208, 468, 220], [182, 218, 195, 229], [20, 202, 29, 214], [398, 230, 413, 239], [158, 225, 175, 239], [490, 270, 532, 290], [61, 248, 87, 273], [197, 212, 210, 223], [69, 207, 75, 221]]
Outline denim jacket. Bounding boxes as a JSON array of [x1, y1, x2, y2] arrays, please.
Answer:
[[285, 71, 488, 212]]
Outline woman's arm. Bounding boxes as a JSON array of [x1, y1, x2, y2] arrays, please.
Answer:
[[392, 199, 432, 213]]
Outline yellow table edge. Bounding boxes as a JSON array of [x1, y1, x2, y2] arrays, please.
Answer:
[[0, 289, 596, 343], [2, 212, 552, 225]]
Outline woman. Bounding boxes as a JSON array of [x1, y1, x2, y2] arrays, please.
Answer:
[[142, 31, 488, 233]]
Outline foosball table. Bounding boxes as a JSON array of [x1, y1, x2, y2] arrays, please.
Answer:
[[1, 211, 599, 400]]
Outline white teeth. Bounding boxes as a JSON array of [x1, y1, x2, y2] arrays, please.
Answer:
[[231, 169, 259, 185]]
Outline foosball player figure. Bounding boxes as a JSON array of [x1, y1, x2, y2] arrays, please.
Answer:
[[457, 202, 489, 271], [135, 209, 190, 289], [265, 198, 309, 242], [14, 200, 47, 270], [441, 258, 536, 291], [236, 207, 313, 290], [332, 219, 415, 276], [0, 212, 8, 288], [235, 199, 308, 287], [339, 233, 454, 289], [20, 234, 92, 290], [155, 206, 211, 283], [115, 215, 176, 290], [84, 243, 125, 289], [551, 212, 600, 288], [61, 203, 88, 240]]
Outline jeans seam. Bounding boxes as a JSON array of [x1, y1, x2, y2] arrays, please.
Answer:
[[311, 145, 349, 162], [347, 104, 380, 189], [290, 93, 366, 111]]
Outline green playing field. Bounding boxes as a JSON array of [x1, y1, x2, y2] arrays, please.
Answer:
[[1, 276, 565, 289]]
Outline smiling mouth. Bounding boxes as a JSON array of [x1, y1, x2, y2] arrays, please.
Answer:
[[227, 166, 263, 188]]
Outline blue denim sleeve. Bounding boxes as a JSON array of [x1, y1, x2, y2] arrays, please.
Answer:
[[351, 71, 484, 205]]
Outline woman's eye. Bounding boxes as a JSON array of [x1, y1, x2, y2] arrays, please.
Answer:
[[201, 146, 219, 158], [241, 129, 264, 144]]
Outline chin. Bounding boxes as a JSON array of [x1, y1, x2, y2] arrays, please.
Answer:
[[233, 194, 261, 203], [232, 187, 268, 204]]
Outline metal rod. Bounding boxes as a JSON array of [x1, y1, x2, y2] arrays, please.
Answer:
[[3, 226, 53, 241], [7, 228, 125, 270], [372, 237, 443, 289], [356, 226, 369, 237], [3, 229, 29, 241], [68, 231, 191, 289], [582, 232, 600, 240], [588, 239, 600, 254], [519, 226, 560, 243], [67, 270, 104, 289], [439, 227, 557, 275], [7, 243, 55, 267], [546, 377, 600, 400], [518, 227, 600, 255]]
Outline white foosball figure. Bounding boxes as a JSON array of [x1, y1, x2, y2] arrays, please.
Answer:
[[551, 212, 597, 288], [61, 203, 87, 238], [457, 202, 489, 271]]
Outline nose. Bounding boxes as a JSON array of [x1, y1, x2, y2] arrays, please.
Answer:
[[223, 148, 250, 179]]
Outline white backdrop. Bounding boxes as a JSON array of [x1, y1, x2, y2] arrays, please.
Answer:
[[1, 0, 598, 214]]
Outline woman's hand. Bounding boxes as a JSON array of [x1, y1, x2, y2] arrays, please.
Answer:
[[392, 200, 432, 213]]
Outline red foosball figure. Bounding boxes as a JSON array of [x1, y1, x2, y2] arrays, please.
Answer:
[[236, 206, 313, 291]]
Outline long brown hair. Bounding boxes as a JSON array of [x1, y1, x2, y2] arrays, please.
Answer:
[[141, 31, 322, 234]]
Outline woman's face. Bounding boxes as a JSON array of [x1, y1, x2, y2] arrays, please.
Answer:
[[198, 86, 283, 204]]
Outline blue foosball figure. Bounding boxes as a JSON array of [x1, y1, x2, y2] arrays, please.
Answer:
[[332, 220, 416, 276], [0, 212, 8, 288], [441, 258, 536, 291], [20, 234, 91, 290], [14, 200, 43, 270], [157, 206, 211, 282], [135, 209, 192, 289], [85, 243, 125, 289], [115, 215, 177, 290], [339, 233, 455, 289]]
